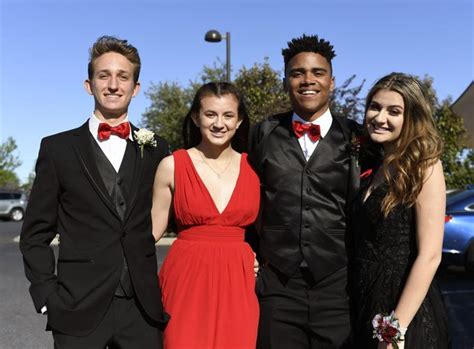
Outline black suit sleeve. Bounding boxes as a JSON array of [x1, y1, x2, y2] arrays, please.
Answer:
[[19, 138, 60, 313], [154, 135, 171, 162]]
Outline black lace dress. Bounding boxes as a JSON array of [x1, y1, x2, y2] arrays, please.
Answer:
[[349, 178, 449, 348]]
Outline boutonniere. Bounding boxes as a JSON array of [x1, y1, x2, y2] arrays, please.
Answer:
[[134, 128, 157, 158], [348, 134, 367, 167]]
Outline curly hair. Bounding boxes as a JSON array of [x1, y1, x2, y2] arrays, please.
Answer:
[[364, 73, 443, 217], [282, 34, 336, 73], [88, 35, 141, 84], [182, 82, 250, 153]]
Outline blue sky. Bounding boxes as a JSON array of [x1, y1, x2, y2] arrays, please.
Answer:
[[1, 0, 473, 182]]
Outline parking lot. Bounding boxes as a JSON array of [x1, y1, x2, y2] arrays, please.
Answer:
[[1, 221, 473, 348]]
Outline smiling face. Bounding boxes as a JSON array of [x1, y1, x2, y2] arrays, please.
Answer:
[[84, 52, 140, 121], [284, 52, 335, 121], [192, 94, 243, 149], [365, 89, 405, 153]]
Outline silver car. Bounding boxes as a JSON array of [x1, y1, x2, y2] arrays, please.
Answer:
[[0, 191, 28, 221]]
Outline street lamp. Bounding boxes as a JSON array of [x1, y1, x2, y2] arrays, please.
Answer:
[[204, 30, 231, 83]]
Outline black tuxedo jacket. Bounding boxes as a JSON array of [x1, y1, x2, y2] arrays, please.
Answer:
[[20, 122, 169, 336], [248, 111, 361, 283]]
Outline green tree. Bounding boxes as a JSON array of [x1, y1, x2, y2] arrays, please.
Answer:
[[0, 137, 21, 189], [0, 137, 21, 171], [435, 98, 473, 189], [418, 75, 473, 189], [142, 82, 194, 150], [0, 170, 20, 189], [233, 58, 289, 123], [142, 60, 366, 150]]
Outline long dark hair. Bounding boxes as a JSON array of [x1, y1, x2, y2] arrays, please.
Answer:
[[182, 82, 250, 153]]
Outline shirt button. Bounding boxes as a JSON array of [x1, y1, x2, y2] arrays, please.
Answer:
[[304, 223, 310, 228], [119, 201, 125, 207], [117, 179, 123, 185], [306, 188, 311, 194], [305, 205, 310, 210], [305, 169, 311, 175]]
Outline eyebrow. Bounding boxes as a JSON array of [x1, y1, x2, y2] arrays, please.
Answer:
[[288, 67, 328, 74], [96, 69, 131, 75], [370, 100, 404, 109]]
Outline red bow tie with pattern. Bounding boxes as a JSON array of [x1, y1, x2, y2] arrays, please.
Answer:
[[98, 122, 131, 141], [292, 121, 321, 142]]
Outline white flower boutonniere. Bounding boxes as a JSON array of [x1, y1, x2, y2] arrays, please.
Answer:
[[134, 128, 157, 158]]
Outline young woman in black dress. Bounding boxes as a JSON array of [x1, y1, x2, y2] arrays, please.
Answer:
[[350, 73, 449, 348]]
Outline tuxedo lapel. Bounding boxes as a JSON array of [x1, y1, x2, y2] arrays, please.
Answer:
[[332, 116, 360, 205], [123, 125, 145, 223], [72, 122, 121, 221]]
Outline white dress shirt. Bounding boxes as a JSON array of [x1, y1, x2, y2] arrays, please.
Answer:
[[292, 109, 333, 161], [88, 113, 134, 172]]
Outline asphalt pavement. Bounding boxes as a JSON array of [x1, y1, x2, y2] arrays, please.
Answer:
[[1, 221, 474, 348]]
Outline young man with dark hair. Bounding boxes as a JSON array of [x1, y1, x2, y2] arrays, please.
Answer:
[[249, 34, 360, 348], [20, 35, 169, 348]]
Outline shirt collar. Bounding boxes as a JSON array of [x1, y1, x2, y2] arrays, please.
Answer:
[[88, 112, 134, 141], [291, 108, 333, 138]]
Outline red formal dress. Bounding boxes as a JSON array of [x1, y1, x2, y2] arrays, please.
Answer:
[[159, 149, 260, 349]]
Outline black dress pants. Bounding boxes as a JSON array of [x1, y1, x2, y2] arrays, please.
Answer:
[[52, 296, 163, 349], [256, 265, 351, 349]]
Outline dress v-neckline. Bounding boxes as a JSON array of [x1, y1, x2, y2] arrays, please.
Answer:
[[184, 150, 243, 216]]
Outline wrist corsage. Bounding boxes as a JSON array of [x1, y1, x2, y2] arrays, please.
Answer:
[[372, 311, 407, 349]]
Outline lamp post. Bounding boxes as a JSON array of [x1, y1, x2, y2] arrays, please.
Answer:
[[204, 30, 231, 83]]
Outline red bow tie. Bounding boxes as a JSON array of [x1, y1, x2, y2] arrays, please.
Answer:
[[292, 121, 321, 142], [98, 122, 131, 141]]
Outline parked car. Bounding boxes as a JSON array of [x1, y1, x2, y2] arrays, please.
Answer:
[[0, 191, 28, 221], [442, 187, 474, 272]]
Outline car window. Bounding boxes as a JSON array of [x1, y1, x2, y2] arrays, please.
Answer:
[[0, 193, 10, 200], [12, 193, 21, 199], [447, 190, 474, 205]]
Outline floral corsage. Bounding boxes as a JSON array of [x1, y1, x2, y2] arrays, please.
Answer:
[[348, 134, 368, 167], [372, 311, 406, 348], [134, 128, 157, 158]]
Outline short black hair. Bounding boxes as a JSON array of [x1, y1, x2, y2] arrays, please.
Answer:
[[282, 34, 336, 73]]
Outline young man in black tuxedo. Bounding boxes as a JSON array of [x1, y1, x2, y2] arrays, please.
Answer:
[[249, 34, 360, 348], [20, 36, 169, 348]]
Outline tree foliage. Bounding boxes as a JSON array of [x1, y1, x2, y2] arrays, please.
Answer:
[[435, 99, 473, 189], [331, 74, 366, 123], [418, 75, 473, 189], [0, 137, 21, 172], [0, 137, 21, 189], [142, 60, 365, 150]]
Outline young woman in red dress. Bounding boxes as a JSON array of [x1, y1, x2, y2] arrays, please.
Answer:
[[151, 82, 260, 349]]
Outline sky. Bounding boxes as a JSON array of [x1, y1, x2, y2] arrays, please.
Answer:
[[1, 0, 473, 183]]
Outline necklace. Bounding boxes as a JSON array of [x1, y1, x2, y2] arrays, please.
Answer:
[[197, 149, 234, 178]]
